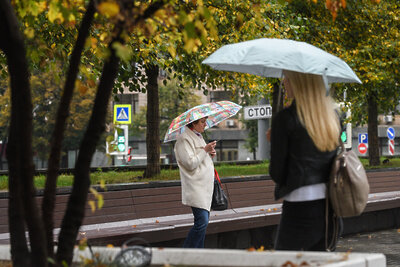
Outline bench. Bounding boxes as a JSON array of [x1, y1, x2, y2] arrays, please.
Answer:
[[0, 169, 400, 246]]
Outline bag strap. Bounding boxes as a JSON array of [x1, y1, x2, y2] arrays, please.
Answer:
[[214, 169, 222, 186], [325, 191, 340, 251]]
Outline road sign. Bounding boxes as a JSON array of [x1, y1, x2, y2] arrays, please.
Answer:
[[244, 105, 272, 120], [388, 139, 395, 155], [106, 125, 129, 155], [358, 133, 368, 144], [387, 127, 395, 140], [114, 104, 131, 124], [358, 143, 367, 155]]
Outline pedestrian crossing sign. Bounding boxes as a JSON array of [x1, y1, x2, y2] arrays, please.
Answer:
[[114, 104, 131, 124]]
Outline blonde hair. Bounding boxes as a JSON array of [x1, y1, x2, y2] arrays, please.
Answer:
[[283, 70, 340, 152]]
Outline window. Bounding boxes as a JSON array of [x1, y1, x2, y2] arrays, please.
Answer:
[[215, 140, 238, 161]]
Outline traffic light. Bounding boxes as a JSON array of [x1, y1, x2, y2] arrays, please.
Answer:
[[339, 102, 352, 149], [106, 125, 128, 155], [342, 123, 352, 149], [116, 127, 127, 153], [341, 129, 348, 143]]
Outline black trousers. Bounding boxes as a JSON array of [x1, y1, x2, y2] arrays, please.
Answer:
[[274, 199, 332, 251]]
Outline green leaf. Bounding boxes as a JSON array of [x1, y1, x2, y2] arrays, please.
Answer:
[[184, 22, 197, 39], [112, 42, 133, 63]]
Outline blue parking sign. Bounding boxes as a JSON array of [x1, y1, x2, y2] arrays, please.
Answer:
[[358, 133, 368, 144]]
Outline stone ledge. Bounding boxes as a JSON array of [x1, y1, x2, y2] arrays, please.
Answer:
[[0, 245, 386, 266]]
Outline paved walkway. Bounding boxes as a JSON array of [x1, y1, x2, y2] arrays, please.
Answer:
[[336, 228, 400, 267]]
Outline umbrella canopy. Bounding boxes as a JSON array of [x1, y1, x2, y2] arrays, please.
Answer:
[[202, 38, 361, 84], [164, 101, 242, 143]]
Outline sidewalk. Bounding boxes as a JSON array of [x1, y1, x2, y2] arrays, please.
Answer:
[[336, 228, 400, 267]]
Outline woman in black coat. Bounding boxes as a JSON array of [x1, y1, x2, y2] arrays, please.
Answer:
[[269, 70, 340, 251]]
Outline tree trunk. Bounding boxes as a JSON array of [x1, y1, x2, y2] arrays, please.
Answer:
[[56, 38, 121, 266], [144, 64, 161, 178], [368, 93, 380, 166], [42, 0, 95, 260], [0, 1, 47, 265]]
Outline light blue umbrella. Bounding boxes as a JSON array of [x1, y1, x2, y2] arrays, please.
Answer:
[[202, 38, 361, 88]]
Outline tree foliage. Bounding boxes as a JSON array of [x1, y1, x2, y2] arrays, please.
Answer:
[[281, 0, 398, 165]]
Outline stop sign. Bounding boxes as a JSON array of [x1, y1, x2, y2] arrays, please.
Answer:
[[358, 143, 367, 155]]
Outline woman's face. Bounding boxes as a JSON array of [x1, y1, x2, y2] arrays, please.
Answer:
[[192, 118, 207, 133]]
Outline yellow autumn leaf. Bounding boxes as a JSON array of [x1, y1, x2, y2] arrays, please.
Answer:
[[154, 9, 166, 20], [88, 201, 96, 212], [90, 37, 98, 49], [98, 2, 120, 17], [184, 38, 196, 53], [167, 45, 177, 58], [38, 1, 47, 13], [24, 28, 35, 39], [48, 2, 64, 23], [99, 179, 106, 189], [99, 32, 108, 41], [97, 194, 104, 210], [69, 13, 76, 24], [89, 187, 98, 196]]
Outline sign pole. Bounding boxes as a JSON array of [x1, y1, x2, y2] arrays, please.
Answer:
[[257, 98, 270, 160]]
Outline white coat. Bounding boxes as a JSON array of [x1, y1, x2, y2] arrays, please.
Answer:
[[174, 126, 214, 211]]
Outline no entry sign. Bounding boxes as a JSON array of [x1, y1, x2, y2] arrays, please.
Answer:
[[358, 143, 367, 155]]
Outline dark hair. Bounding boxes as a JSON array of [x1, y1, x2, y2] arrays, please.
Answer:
[[187, 117, 208, 129], [187, 122, 194, 129]]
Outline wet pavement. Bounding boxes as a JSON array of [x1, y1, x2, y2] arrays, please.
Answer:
[[336, 228, 400, 267]]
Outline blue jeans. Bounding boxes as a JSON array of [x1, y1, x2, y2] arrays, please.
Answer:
[[183, 207, 210, 248]]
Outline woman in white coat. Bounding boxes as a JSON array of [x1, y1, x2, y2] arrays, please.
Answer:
[[174, 117, 217, 248]]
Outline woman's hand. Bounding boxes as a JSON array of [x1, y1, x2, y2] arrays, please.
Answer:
[[209, 150, 216, 158], [204, 140, 217, 154]]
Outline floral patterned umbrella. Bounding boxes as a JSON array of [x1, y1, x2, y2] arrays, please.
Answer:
[[163, 100, 242, 143]]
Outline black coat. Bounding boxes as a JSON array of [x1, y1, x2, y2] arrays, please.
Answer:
[[269, 103, 338, 200]]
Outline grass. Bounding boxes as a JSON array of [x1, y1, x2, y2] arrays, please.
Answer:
[[0, 157, 399, 191]]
